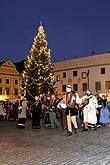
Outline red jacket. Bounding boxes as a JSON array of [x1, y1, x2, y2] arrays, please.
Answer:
[[65, 92, 76, 107]]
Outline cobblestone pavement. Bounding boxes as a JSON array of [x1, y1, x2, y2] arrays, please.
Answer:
[[0, 119, 110, 165]]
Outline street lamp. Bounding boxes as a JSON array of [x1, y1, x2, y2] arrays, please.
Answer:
[[87, 69, 89, 89]]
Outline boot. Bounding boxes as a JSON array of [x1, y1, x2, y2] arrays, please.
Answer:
[[82, 127, 88, 131], [82, 122, 88, 131], [65, 131, 72, 137], [74, 128, 78, 134], [94, 126, 97, 130]]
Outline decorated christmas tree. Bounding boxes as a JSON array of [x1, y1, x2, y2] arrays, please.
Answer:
[[22, 22, 55, 100]]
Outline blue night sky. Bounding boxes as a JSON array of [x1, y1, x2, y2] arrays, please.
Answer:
[[0, 0, 110, 62]]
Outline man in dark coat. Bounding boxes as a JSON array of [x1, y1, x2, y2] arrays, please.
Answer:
[[31, 96, 42, 129]]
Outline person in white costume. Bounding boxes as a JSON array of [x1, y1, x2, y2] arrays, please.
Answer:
[[81, 89, 98, 131]]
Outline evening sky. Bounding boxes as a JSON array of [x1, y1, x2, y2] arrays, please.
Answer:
[[0, 0, 110, 62]]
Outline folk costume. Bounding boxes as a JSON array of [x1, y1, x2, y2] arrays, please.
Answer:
[[17, 94, 27, 128], [81, 89, 98, 131], [65, 85, 80, 137]]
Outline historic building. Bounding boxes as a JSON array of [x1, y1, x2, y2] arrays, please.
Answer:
[[1, 53, 110, 101], [53, 53, 110, 98], [0, 60, 22, 101]]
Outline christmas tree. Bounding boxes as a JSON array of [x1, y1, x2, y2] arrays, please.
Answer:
[[22, 22, 55, 100]]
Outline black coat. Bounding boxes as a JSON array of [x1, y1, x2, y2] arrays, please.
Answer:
[[31, 101, 42, 117]]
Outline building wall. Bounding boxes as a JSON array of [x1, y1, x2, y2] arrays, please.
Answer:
[[0, 60, 22, 101], [53, 53, 110, 97]]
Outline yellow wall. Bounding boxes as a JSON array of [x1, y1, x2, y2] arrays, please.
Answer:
[[0, 60, 22, 101]]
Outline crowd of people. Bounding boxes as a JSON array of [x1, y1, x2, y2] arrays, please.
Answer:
[[0, 85, 110, 137], [0, 100, 18, 121]]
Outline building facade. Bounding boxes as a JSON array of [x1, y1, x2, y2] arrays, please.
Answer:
[[0, 60, 22, 101], [53, 53, 110, 98]]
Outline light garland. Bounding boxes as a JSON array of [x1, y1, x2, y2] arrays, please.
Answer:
[[22, 23, 56, 98]]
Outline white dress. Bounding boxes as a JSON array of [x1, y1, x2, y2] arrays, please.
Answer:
[[81, 95, 98, 124]]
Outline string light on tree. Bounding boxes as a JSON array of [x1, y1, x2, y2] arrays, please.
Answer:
[[22, 22, 56, 101]]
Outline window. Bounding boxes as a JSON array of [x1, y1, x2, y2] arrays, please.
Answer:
[[0, 88, 2, 95], [14, 88, 18, 95], [63, 72, 66, 78], [62, 85, 66, 92], [101, 68, 105, 74], [105, 81, 110, 90], [0, 78, 2, 84], [73, 84, 78, 91], [82, 83, 87, 91], [6, 79, 9, 84], [73, 71, 77, 77], [15, 79, 18, 85], [5, 88, 10, 95], [56, 75, 60, 81], [95, 82, 101, 91]]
